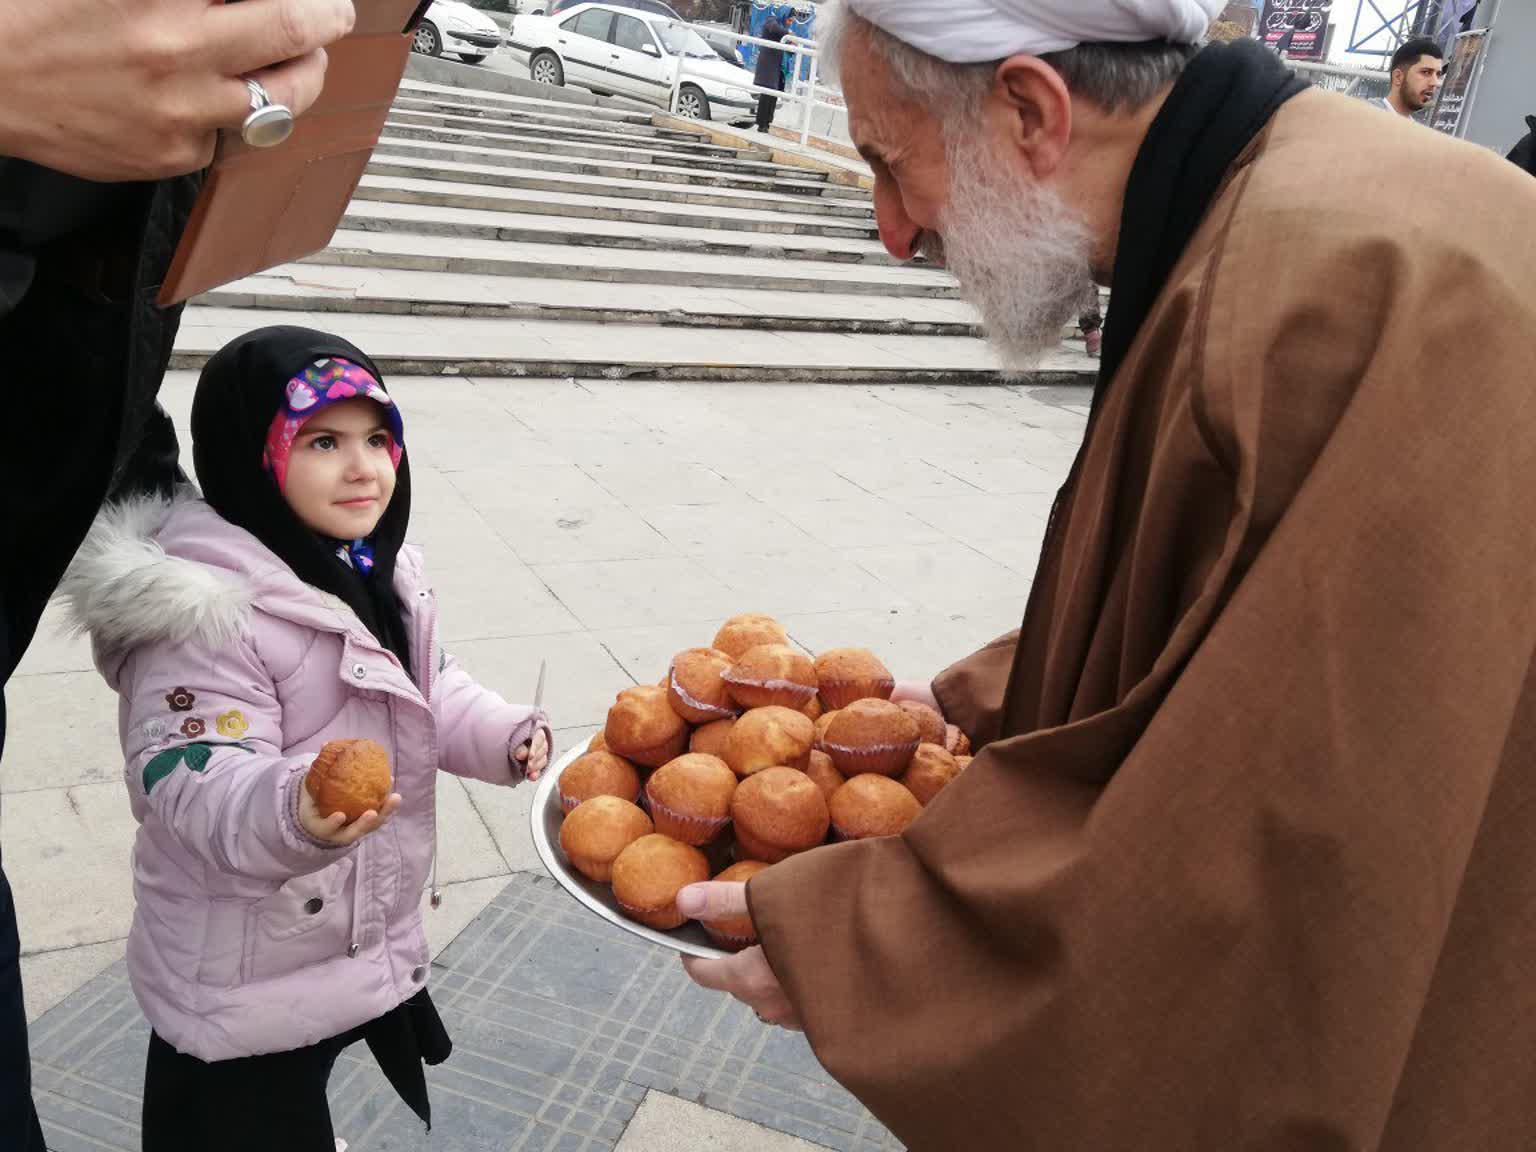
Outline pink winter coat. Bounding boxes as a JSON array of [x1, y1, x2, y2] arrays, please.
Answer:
[[61, 494, 550, 1062]]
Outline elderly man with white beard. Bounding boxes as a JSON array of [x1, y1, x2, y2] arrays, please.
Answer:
[[676, 1, 1536, 1149]]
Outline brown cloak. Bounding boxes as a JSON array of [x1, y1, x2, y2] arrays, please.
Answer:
[[750, 90, 1536, 1150]]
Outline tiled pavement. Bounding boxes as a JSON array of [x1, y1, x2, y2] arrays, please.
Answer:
[[32, 875, 900, 1152]]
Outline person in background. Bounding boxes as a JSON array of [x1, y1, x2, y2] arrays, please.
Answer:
[[0, 4, 359, 1147], [754, 19, 790, 133], [1375, 35, 1445, 118], [1508, 115, 1536, 177]]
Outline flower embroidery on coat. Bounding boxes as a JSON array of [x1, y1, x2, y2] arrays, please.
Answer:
[[180, 717, 207, 739], [143, 717, 168, 741], [215, 710, 250, 739], [166, 687, 196, 712]]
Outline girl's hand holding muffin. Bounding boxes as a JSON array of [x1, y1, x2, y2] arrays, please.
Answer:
[[300, 739, 403, 845]]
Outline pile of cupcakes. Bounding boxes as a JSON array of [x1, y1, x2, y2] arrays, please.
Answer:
[[555, 613, 973, 951]]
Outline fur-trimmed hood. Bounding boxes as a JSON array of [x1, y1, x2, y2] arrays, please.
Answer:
[[58, 490, 252, 657]]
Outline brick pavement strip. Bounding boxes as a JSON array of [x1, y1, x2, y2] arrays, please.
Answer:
[[31, 873, 903, 1151]]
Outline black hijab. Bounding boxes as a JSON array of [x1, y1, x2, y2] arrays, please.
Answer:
[[191, 325, 413, 668]]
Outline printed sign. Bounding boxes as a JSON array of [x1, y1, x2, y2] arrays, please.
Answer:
[[1429, 28, 1490, 138], [1260, 0, 1334, 61]]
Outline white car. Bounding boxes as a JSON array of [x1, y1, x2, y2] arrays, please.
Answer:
[[505, 3, 758, 121], [412, 1, 504, 65]]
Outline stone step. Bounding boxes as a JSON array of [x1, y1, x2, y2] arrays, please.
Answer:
[[391, 95, 749, 155], [337, 199, 893, 267], [199, 265, 983, 335], [398, 78, 657, 126], [173, 306, 1095, 385], [355, 174, 878, 240], [305, 227, 957, 298], [373, 134, 863, 200], [379, 121, 839, 192], [365, 155, 874, 220]]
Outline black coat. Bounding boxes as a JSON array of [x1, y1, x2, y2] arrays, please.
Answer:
[[754, 29, 787, 92], [1507, 116, 1536, 177], [0, 159, 199, 1150]]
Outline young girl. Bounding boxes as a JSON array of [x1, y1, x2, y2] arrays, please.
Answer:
[[62, 326, 551, 1151]]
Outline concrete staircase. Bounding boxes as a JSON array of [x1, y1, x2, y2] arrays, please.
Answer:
[[174, 78, 1098, 385]]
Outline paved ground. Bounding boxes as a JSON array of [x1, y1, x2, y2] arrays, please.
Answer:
[[10, 373, 1090, 1150]]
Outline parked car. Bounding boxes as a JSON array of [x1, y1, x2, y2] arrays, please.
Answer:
[[412, 0, 505, 64], [506, 3, 758, 121], [520, 0, 680, 15]]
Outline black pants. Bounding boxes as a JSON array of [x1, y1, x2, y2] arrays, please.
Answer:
[[756, 94, 778, 131], [143, 1030, 348, 1152], [0, 866, 45, 1151]]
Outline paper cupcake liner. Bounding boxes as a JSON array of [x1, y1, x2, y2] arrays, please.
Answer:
[[722, 673, 818, 711], [732, 824, 826, 864], [817, 677, 896, 711], [669, 671, 738, 725], [702, 924, 757, 952], [822, 739, 919, 778], [569, 855, 620, 884], [645, 792, 732, 847], [616, 896, 687, 931]]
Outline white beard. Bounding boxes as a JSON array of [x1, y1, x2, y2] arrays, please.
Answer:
[[930, 139, 1095, 375]]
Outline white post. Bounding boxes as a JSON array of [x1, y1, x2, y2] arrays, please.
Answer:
[[669, 54, 683, 114], [800, 49, 819, 145]]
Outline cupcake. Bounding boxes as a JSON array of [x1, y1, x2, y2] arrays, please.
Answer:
[[588, 729, 609, 754], [689, 717, 736, 760], [712, 613, 789, 661], [725, 706, 814, 779], [945, 724, 972, 757], [956, 755, 973, 772], [801, 695, 824, 723], [701, 860, 771, 952], [558, 750, 641, 814], [605, 685, 689, 769], [821, 699, 921, 777], [559, 796, 653, 883], [306, 739, 392, 823], [813, 709, 839, 749], [730, 767, 830, 864], [804, 749, 846, 804], [814, 648, 895, 710], [611, 834, 711, 930], [829, 775, 922, 841], [723, 644, 818, 711], [897, 700, 947, 747], [644, 754, 737, 846], [903, 744, 960, 806], [668, 648, 738, 725]]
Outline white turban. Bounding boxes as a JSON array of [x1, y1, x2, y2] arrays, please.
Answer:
[[843, 0, 1225, 63]]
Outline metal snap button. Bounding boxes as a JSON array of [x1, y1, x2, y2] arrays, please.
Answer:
[[304, 897, 323, 915], [351, 663, 367, 680], [411, 965, 428, 983], [346, 943, 360, 959]]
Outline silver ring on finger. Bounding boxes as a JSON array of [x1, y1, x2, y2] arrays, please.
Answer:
[[241, 79, 295, 148]]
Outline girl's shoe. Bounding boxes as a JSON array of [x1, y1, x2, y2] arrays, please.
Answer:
[[1084, 328, 1102, 358]]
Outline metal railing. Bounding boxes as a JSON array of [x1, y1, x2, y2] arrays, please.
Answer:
[[1288, 58, 1393, 102], [667, 25, 843, 146]]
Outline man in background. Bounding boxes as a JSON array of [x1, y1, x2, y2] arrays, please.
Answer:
[[1376, 35, 1444, 118]]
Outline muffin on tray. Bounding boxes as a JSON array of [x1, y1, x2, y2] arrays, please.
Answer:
[[723, 643, 818, 711], [814, 648, 895, 710], [821, 699, 921, 777], [725, 706, 814, 779], [605, 685, 689, 769], [644, 754, 737, 846], [689, 717, 736, 760], [731, 767, 830, 864], [560, 796, 653, 883], [668, 648, 738, 725], [611, 835, 711, 930], [804, 749, 846, 804], [558, 750, 641, 814], [712, 613, 789, 661], [903, 744, 961, 806], [897, 700, 947, 748], [829, 775, 922, 841]]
